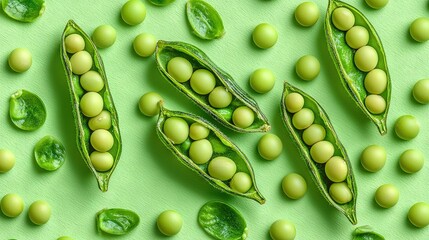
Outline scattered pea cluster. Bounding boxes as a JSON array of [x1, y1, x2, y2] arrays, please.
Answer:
[[0, 193, 51, 225]]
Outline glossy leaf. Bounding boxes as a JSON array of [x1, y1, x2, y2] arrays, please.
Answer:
[[353, 225, 385, 240], [34, 135, 66, 171], [9, 89, 46, 131], [96, 208, 139, 235], [186, 0, 225, 40], [2, 0, 45, 22]]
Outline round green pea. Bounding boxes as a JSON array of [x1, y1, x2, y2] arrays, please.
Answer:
[[70, 51, 93, 75], [232, 106, 254, 128], [89, 110, 112, 131], [345, 26, 369, 49], [365, 94, 386, 114], [360, 145, 386, 172], [410, 17, 429, 42], [249, 68, 275, 94], [325, 156, 348, 183], [310, 140, 334, 164], [92, 25, 116, 49], [332, 7, 355, 31], [375, 184, 399, 208], [189, 139, 213, 164], [295, 2, 320, 27], [281, 173, 307, 200], [0, 149, 15, 173], [302, 124, 326, 146], [354, 46, 378, 72], [121, 0, 147, 26], [329, 182, 352, 204], [57, 237, 74, 240], [292, 108, 314, 130], [295, 55, 320, 81], [230, 172, 252, 193], [8, 48, 32, 73], [90, 129, 114, 152], [399, 149, 424, 174], [90, 151, 114, 172], [157, 210, 183, 236], [208, 86, 233, 108], [163, 117, 189, 144], [269, 219, 296, 240], [80, 71, 104, 92], [252, 23, 278, 49], [412, 79, 429, 104], [364, 69, 387, 94], [189, 122, 210, 140], [133, 33, 157, 57], [257, 133, 283, 160], [190, 69, 216, 95], [28, 200, 51, 225], [65, 34, 85, 54], [394, 115, 420, 140], [408, 202, 429, 228], [284, 93, 304, 113], [208, 156, 237, 181], [80, 92, 104, 117], [138, 92, 163, 117], [1, 193, 24, 217], [365, 0, 389, 9], [167, 57, 193, 83]]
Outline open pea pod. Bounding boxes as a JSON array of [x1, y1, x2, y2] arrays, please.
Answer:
[[156, 104, 265, 204], [60, 20, 121, 192], [280, 82, 357, 224], [155, 40, 270, 133], [325, 0, 391, 135]]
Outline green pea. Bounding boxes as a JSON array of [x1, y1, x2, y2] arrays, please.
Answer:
[[408, 202, 429, 228], [1, 193, 24, 217], [190, 69, 217, 95], [92, 25, 116, 49], [325, 156, 348, 183], [232, 106, 255, 128], [332, 7, 355, 31], [57, 237, 74, 240], [375, 184, 399, 208], [252, 23, 278, 49], [90, 151, 114, 172], [189, 122, 210, 140], [310, 140, 334, 164], [90, 129, 114, 152], [0, 149, 15, 173], [354, 46, 378, 72], [138, 92, 163, 117], [70, 50, 93, 75], [133, 33, 157, 57], [88, 110, 112, 131], [292, 108, 314, 130], [295, 55, 320, 81], [269, 219, 296, 240], [65, 33, 85, 54], [167, 57, 193, 83], [257, 133, 283, 160], [208, 86, 233, 108], [295, 2, 320, 27], [394, 115, 420, 140], [80, 71, 104, 92], [360, 145, 386, 172], [79, 92, 104, 117], [8, 48, 32, 73], [230, 172, 252, 193], [281, 173, 307, 200], [284, 92, 304, 113], [399, 149, 424, 174], [208, 156, 236, 181], [249, 68, 275, 94], [364, 94, 386, 114], [163, 117, 189, 144], [329, 182, 352, 204], [28, 200, 51, 225], [365, 0, 389, 9], [189, 139, 213, 164], [121, 0, 146, 25], [302, 124, 326, 146], [410, 17, 429, 42], [364, 69, 387, 94], [157, 210, 183, 236], [345, 26, 369, 49], [412, 79, 429, 104]]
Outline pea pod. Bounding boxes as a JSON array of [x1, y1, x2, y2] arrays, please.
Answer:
[[186, 0, 225, 40], [353, 225, 384, 240], [155, 40, 270, 133], [96, 208, 140, 235], [60, 20, 121, 192], [156, 103, 265, 204], [325, 0, 391, 135], [280, 82, 357, 224]]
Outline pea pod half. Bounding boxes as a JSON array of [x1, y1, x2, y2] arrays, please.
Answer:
[[353, 225, 384, 240], [325, 0, 391, 135], [156, 103, 265, 204], [60, 20, 121, 192], [96, 208, 140, 235], [281, 82, 357, 224], [155, 40, 270, 133]]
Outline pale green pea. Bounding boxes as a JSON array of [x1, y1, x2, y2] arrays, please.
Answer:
[[302, 124, 326, 146], [329, 182, 352, 204], [294, 2, 320, 27], [90, 151, 114, 172], [157, 210, 183, 236], [189, 122, 210, 140], [310, 140, 334, 164], [80, 92, 104, 117], [269, 220, 296, 240], [28, 200, 51, 225], [232, 106, 254, 128], [190, 69, 216, 95], [292, 108, 314, 130], [90, 129, 114, 152], [325, 156, 348, 183], [365, 0, 389, 9], [0, 149, 15, 173], [208, 86, 233, 108], [375, 184, 399, 208], [408, 202, 429, 228], [1, 193, 24, 217], [121, 0, 147, 26], [189, 139, 213, 164], [70, 50, 93, 75], [167, 57, 193, 83], [133, 33, 157, 57], [410, 17, 429, 42], [412, 79, 429, 104], [399, 149, 424, 173], [208, 156, 237, 181], [249, 68, 275, 94], [345, 26, 369, 49], [138, 92, 163, 117], [252, 23, 278, 49], [8, 48, 32, 73], [65, 34, 85, 54], [163, 117, 189, 144], [332, 7, 355, 31], [394, 115, 420, 140], [88, 110, 112, 131], [354, 46, 378, 72], [230, 172, 252, 193], [295, 55, 320, 81], [284, 92, 304, 113], [365, 94, 386, 114], [281, 173, 307, 200], [364, 69, 387, 94], [92, 25, 116, 49], [360, 145, 386, 172], [257, 133, 283, 160], [80, 71, 104, 92]]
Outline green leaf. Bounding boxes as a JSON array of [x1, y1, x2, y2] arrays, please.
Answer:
[[96, 208, 140, 235], [34, 135, 66, 171], [186, 0, 225, 40], [9, 89, 46, 131], [2, 0, 45, 22], [353, 225, 385, 240]]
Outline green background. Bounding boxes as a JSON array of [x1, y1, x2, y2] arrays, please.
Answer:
[[1, 0, 429, 239]]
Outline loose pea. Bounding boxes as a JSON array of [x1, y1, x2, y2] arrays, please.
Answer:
[[332, 7, 355, 31], [284, 93, 304, 113], [310, 140, 334, 164], [138, 92, 163, 117], [410, 17, 429, 42], [0, 149, 15, 173], [329, 182, 352, 204], [133, 33, 157, 57], [294, 2, 320, 27], [292, 108, 314, 130], [92, 25, 116, 49], [412, 79, 429, 104], [365, 94, 386, 114], [65, 34, 85, 54], [252, 23, 278, 49], [232, 106, 254, 128], [157, 210, 183, 236], [257, 133, 283, 160], [163, 117, 189, 144], [230, 172, 252, 193], [345, 26, 369, 49], [408, 202, 429, 228], [189, 139, 213, 164], [295, 55, 320, 81], [365, 0, 389, 9], [80, 71, 104, 92], [360, 145, 386, 172], [70, 51, 93, 75], [90, 129, 114, 152], [1, 193, 24, 217], [80, 92, 104, 117], [394, 115, 420, 140], [325, 156, 348, 182], [190, 69, 216, 95], [89, 110, 112, 131], [364, 69, 387, 94], [121, 0, 146, 26], [28, 200, 51, 225], [208, 86, 233, 108], [281, 173, 307, 200], [354, 46, 378, 72], [208, 156, 236, 181], [269, 220, 296, 240], [8, 48, 32, 73], [375, 184, 399, 208], [167, 57, 193, 83], [90, 151, 114, 172], [249, 68, 275, 94], [189, 122, 210, 140], [399, 149, 424, 174], [302, 124, 326, 146]]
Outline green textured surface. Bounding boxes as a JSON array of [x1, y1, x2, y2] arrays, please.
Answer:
[[0, 0, 428, 239]]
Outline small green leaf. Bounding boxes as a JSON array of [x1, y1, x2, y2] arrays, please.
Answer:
[[96, 208, 140, 235], [186, 0, 225, 40], [34, 135, 66, 171], [9, 89, 46, 131], [353, 225, 385, 240], [2, 0, 45, 22]]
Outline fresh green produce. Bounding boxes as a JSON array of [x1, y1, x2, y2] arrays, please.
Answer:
[[284, 92, 304, 113], [149, 0, 175, 6], [34, 135, 66, 171], [291, 108, 314, 130], [257, 133, 283, 160], [408, 202, 429, 228], [120, 0, 146, 25], [230, 172, 252, 193], [375, 184, 399, 208], [252, 23, 278, 49], [155, 40, 270, 132], [186, 0, 225, 40], [189, 139, 213, 164], [198, 201, 248, 240], [157, 210, 183, 236], [360, 145, 386, 172], [156, 105, 265, 204], [364, 94, 386, 114], [232, 106, 255, 129], [60, 20, 122, 192], [2, 0, 45, 22], [325, 156, 348, 182], [1, 193, 24, 217], [281, 173, 307, 200], [0, 149, 15, 173], [64, 34, 85, 54], [412, 79, 429, 104], [352, 225, 385, 240], [9, 89, 46, 131], [399, 149, 424, 173], [294, 2, 320, 27], [92, 25, 116, 49], [96, 208, 140, 235], [364, 69, 387, 94], [325, 0, 391, 135], [28, 200, 51, 225], [302, 124, 326, 146], [310, 141, 334, 163], [138, 92, 163, 116], [90, 152, 114, 172], [69, 50, 93, 75], [295, 55, 320, 81], [365, 0, 388, 9], [249, 68, 276, 94], [345, 26, 369, 49], [409, 17, 429, 42], [190, 69, 217, 95], [281, 82, 357, 224], [189, 122, 210, 140], [270, 219, 296, 240], [394, 115, 420, 140], [8, 48, 32, 72], [133, 33, 157, 57], [80, 71, 104, 92]]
